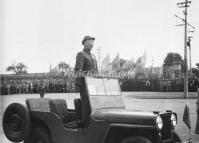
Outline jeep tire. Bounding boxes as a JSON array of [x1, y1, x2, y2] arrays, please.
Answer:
[[121, 136, 152, 143], [24, 127, 51, 143], [3, 103, 31, 142]]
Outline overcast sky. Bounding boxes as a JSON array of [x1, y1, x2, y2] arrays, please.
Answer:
[[0, 0, 199, 73]]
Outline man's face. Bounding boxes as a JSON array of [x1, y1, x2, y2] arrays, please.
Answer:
[[84, 39, 94, 50]]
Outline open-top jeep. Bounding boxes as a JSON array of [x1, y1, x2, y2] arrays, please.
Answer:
[[3, 76, 181, 143]]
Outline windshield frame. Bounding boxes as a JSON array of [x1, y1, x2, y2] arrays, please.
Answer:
[[84, 77, 125, 110]]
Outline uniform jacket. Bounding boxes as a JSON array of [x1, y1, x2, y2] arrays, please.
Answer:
[[75, 50, 98, 72]]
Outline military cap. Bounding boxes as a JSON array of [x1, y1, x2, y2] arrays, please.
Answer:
[[82, 35, 95, 45]]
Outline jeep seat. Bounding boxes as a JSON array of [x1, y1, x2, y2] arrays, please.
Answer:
[[49, 99, 70, 123], [26, 98, 50, 112]]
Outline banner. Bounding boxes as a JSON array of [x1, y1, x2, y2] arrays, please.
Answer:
[[183, 103, 191, 129]]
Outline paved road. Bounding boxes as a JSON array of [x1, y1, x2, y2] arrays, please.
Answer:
[[1, 92, 199, 143]]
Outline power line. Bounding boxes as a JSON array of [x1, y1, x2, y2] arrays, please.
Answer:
[[175, 15, 196, 30]]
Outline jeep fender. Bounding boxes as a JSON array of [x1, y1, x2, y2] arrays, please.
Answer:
[[30, 111, 72, 143], [102, 124, 160, 143]]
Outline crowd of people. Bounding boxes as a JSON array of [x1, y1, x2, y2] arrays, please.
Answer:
[[120, 78, 159, 91], [0, 78, 76, 95], [1, 77, 199, 95]]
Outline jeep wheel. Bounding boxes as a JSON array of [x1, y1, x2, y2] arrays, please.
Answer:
[[24, 128, 51, 143], [121, 136, 152, 143], [3, 103, 31, 142]]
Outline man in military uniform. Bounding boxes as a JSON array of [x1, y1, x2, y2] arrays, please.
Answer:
[[74, 36, 98, 127], [75, 35, 98, 75], [39, 80, 46, 98]]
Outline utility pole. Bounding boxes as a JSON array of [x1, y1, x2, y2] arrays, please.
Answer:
[[175, 12, 195, 89], [187, 37, 192, 75], [177, 0, 191, 98]]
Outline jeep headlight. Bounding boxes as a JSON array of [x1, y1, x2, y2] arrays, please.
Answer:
[[171, 114, 177, 126], [156, 115, 163, 130]]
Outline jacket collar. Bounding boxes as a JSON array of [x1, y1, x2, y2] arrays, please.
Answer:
[[83, 48, 91, 54]]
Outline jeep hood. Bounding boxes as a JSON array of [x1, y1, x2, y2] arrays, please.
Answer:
[[92, 109, 157, 126]]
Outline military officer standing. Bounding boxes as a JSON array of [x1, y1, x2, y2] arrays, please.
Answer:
[[75, 35, 98, 75], [74, 35, 98, 127]]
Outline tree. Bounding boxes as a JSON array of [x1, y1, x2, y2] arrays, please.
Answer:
[[192, 63, 199, 78], [119, 58, 126, 68], [58, 62, 69, 73], [196, 63, 199, 69], [6, 63, 28, 74], [163, 52, 183, 66], [49, 62, 71, 75], [48, 62, 70, 75]]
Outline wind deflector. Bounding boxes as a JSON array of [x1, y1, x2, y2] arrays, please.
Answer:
[[84, 77, 125, 110], [85, 77, 121, 96]]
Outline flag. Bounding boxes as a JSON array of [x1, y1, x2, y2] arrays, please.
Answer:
[[49, 64, 52, 72], [134, 50, 146, 74], [183, 103, 191, 129], [141, 50, 146, 66], [135, 56, 142, 65], [112, 53, 120, 71], [122, 58, 135, 72], [135, 50, 146, 66], [101, 54, 112, 71], [122, 60, 130, 69]]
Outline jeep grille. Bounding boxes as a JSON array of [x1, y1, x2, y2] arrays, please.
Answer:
[[160, 114, 173, 140]]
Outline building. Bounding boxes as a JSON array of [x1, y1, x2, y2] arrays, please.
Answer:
[[163, 61, 182, 79]]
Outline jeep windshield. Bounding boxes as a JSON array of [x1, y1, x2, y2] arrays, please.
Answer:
[[85, 77, 125, 110]]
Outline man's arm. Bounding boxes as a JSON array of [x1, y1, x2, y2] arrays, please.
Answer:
[[75, 52, 85, 72]]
